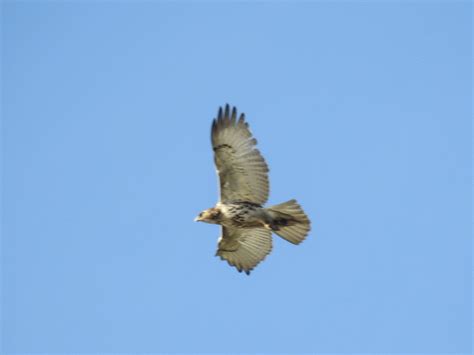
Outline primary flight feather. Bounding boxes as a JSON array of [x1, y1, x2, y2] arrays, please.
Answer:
[[195, 104, 311, 274]]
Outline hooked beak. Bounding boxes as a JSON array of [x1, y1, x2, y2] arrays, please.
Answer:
[[194, 216, 201, 222]]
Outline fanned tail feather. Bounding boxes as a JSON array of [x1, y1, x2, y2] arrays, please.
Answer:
[[266, 199, 311, 244]]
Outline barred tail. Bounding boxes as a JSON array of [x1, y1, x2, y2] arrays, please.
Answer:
[[266, 199, 311, 244]]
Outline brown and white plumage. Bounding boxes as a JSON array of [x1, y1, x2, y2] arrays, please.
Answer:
[[216, 227, 272, 275], [195, 104, 311, 275], [211, 105, 269, 205]]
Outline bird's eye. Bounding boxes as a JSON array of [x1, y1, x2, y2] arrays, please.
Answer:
[[199, 212, 203, 217]]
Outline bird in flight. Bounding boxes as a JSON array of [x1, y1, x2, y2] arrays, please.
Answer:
[[195, 104, 311, 274]]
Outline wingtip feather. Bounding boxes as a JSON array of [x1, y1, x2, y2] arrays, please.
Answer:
[[224, 104, 230, 119], [231, 106, 237, 124]]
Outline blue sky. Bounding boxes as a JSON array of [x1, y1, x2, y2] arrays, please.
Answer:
[[2, 1, 471, 353]]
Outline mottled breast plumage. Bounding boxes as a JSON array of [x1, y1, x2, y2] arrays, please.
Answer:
[[217, 201, 265, 228]]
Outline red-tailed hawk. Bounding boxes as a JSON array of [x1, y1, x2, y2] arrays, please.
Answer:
[[195, 104, 311, 274]]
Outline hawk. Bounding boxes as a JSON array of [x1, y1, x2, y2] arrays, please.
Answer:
[[195, 104, 311, 274]]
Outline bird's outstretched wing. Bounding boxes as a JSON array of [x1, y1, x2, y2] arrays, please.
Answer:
[[211, 104, 269, 205], [216, 226, 272, 275]]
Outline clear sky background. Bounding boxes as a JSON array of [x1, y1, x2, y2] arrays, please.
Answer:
[[2, 1, 471, 354]]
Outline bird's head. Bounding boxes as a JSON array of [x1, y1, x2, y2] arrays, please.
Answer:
[[194, 207, 222, 224]]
